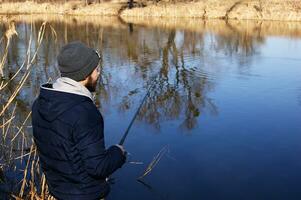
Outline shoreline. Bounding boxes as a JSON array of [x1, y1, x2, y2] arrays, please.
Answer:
[[0, 1, 300, 21], [1, 14, 301, 39]]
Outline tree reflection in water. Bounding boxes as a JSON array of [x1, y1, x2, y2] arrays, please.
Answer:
[[1, 16, 292, 138], [118, 29, 218, 130]]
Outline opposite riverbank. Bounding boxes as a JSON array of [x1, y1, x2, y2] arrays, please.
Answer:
[[0, 0, 301, 21], [1, 14, 301, 39]]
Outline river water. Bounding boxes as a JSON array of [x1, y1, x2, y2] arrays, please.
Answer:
[[1, 16, 301, 199]]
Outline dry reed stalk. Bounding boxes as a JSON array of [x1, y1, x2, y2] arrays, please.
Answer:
[[0, 22, 49, 117], [0, 35, 33, 91], [0, 115, 15, 129], [29, 146, 38, 199], [11, 195, 22, 200], [20, 127, 29, 164], [0, 21, 57, 200], [0, 21, 18, 77], [11, 111, 32, 142], [0, 22, 57, 121], [3, 102, 17, 140], [2, 103, 17, 164], [138, 145, 169, 180], [1, 103, 16, 165], [18, 144, 34, 198], [0, 71, 31, 117], [14, 149, 50, 200], [14, 149, 36, 161], [0, 37, 4, 46], [1, 105, 4, 147], [41, 174, 46, 199], [129, 161, 144, 165]]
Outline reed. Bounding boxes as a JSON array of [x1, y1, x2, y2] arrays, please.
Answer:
[[0, 20, 57, 200], [138, 145, 169, 180], [0, 22, 57, 116], [0, 21, 18, 77]]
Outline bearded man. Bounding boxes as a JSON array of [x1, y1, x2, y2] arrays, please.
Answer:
[[32, 41, 126, 200]]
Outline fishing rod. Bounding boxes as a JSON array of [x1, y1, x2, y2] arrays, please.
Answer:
[[119, 73, 159, 145]]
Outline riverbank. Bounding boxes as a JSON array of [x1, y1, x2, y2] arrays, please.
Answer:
[[1, 14, 301, 39], [0, 0, 301, 21]]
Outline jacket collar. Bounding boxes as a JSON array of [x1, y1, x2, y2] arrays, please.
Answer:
[[42, 77, 93, 101]]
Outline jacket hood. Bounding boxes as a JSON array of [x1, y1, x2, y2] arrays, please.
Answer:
[[36, 83, 91, 122], [52, 77, 93, 100]]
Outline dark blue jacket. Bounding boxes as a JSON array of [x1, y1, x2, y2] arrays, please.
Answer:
[[32, 83, 125, 200]]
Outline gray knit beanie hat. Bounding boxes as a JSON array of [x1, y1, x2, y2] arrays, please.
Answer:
[[57, 41, 100, 81]]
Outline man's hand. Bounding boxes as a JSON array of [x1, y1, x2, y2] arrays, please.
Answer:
[[115, 144, 126, 156]]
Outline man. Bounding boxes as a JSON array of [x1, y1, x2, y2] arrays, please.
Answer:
[[32, 41, 126, 200]]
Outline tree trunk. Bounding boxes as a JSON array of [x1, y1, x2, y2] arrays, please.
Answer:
[[128, 0, 134, 9]]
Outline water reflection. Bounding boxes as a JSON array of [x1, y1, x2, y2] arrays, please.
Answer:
[[1, 15, 301, 138], [122, 29, 218, 130], [1, 15, 301, 200], [0, 15, 301, 200]]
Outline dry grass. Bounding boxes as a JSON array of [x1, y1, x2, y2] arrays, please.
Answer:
[[0, 22, 52, 117], [1, 14, 128, 30], [121, 0, 301, 21], [2, 14, 301, 39], [0, 20, 57, 200], [138, 145, 169, 180], [0, 1, 124, 16], [122, 17, 301, 38], [0, 0, 301, 21], [10, 144, 53, 200], [0, 21, 18, 77]]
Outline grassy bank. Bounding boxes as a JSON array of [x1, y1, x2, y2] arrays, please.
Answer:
[[2, 14, 301, 38], [0, 0, 301, 21]]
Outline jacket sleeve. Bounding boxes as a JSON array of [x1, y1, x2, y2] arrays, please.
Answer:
[[73, 116, 126, 179]]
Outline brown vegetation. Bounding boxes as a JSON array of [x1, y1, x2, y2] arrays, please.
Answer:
[[3, 14, 301, 38], [0, 0, 301, 21], [0, 21, 57, 200], [121, 0, 301, 21]]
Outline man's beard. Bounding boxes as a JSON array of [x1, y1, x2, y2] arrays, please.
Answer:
[[85, 76, 98, 92]]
